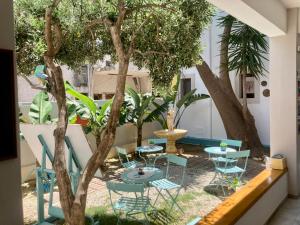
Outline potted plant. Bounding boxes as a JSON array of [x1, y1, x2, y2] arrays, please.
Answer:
[[220, 142, 228, 151], [148, 140, 155, 146]]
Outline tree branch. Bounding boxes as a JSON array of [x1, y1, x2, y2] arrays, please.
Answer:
[[20, 75, 47, 91], [86, 18, 112, 29], [44, 0, 62, 57], [134, 49, 170, 57], [53, 23, 62, 55], [127, 12, 155, 56], [127, 2, 177, 14]]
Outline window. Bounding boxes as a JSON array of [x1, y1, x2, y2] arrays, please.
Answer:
[[106, 93, 114, 99], [181, 78, 192, 98], [93, 94, 103, 100]]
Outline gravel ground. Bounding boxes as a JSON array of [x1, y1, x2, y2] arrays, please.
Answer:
[[22, 144, 265, 225]]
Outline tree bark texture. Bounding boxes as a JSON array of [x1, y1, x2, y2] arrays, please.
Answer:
[[195, 17, 264, 158], [196, 61, 264, 158], [42, 1, 154, 224], [137, 126, 143, 147]]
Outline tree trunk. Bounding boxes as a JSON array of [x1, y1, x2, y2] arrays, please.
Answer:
[[137, 125, 142, 147], [242, 73, 247, 111], [41, 2, 132, 225], [195, 16, 265, 158], [196, 62, 264, 158]]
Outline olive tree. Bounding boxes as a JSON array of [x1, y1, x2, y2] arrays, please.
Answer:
[[15, 0, 213, 224]]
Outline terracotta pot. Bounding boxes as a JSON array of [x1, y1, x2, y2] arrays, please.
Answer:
[[75, 115, 89, 126]]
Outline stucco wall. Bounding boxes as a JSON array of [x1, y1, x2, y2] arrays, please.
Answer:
[[270, 9, 299, 196], [19, 101, 161, 181]]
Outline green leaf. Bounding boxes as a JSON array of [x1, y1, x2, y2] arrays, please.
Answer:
[[176, 89, 197, 109], [29, 91, 52, 124], [65, 82, 97, 115]]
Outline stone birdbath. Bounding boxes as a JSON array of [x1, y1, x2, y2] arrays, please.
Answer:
[[154, 129, 187, 154]]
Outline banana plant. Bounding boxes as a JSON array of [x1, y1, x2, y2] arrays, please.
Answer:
[[125, 88, 169, 147], [154, 75, 210, 129], [28, 91, 53, 124], [65, 82, 112, 146], [174, 89, 210, 128]]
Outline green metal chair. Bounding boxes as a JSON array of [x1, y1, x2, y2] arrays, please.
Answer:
[[220, 139, 242, 151], [116, 146, 144, 169], [150, 154, 187, 214], [147, 138, 167, 166], [212, 139, 242, 164], [148, 138, 167, 146], [106, 181, 151, 225], [213, 150, 250, 196]]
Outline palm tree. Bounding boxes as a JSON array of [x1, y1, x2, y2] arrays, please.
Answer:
[[227, 17, 268, 111], [196, 15, 268, 158], [125, 88, 168, 147]]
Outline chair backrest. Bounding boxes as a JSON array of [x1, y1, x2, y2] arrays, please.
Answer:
[[148, 138, 167, 145], [221, 139, 242, 150], [107, 181, 144, 193], [115, 146, 130, 166], [168, 154, 187, 167], [226, 150, 250, 159], [226, 150, 250, 170], [166, 154, 187, 185]]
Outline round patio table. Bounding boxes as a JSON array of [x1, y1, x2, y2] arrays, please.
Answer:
[[204, 146, 236, 155], [136, 145, 164, 166], [121, 167, 163, 185]]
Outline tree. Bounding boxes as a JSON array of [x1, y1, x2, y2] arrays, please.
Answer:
[[196, 15, 268, 157], [15, 0, 213, 224]]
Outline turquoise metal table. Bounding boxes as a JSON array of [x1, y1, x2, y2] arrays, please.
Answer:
[[136, 145, 164, 166], [204, 146, 236, 155], [121, 167, 163, 186]]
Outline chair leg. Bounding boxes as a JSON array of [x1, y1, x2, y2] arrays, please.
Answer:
[[209, 171, 218, 185], [143, 211, 150, 225], [166, 189, 183, 214], [153, 187, 169, 207]]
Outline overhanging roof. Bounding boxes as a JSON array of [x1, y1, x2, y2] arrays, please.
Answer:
[[206, 0, 287, 37]]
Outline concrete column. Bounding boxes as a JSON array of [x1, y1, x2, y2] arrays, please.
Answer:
[[270, 9, 299, 196], [0, 0, 24, 224]]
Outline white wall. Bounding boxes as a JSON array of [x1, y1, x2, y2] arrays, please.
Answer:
[[270, 8, 299, 196], [0, 0, 24, 224], [179, 12, 270, 145], [18, 65, 78, 103], [235, 172, 288, 225]]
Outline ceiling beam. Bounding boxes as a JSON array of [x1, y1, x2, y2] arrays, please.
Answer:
[[206, 0, 287, 37]]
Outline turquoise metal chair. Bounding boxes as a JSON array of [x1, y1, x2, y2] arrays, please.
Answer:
[[212, 139, 243, 164], [148, 138, 167, 146], [150, 154, 187, 214], [36, 135, 98, 225], [220, 139, 242, 151], [116, 146, 144, 169], [107, 181, 151, 225], [213, 150, 250, 196]]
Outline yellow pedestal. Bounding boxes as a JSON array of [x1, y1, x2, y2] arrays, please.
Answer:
[[153, 129, 188, 154]]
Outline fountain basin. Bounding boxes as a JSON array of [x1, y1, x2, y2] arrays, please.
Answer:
[[153, 129, 187, 154]]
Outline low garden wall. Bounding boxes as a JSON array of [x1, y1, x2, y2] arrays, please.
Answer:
[[19, 102, 161, 182], [199, 169, 288, 225]]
